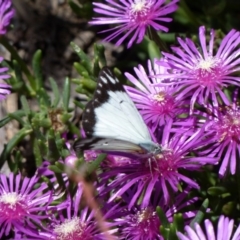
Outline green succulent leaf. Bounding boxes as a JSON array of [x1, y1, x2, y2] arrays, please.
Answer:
[[49, 77, 60, 108], [156, 206, 169, 228], [63, 77, 70, 111], [32, 50, 43, 91], [0, 110, 25, 128], [207, 186, 227, 196], [190, 199, 209, 228], [0, 127, 33, 169], [71, 42, 92, 73]]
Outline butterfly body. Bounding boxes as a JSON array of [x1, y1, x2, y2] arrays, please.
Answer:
[[73, 67, 161, 157]]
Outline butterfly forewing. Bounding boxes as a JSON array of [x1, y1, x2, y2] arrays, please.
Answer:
[[82, 67, 123, 137], [82, 67, 152, 145]]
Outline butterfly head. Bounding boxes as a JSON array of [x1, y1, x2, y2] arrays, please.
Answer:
[[139, 141, 162, 155]]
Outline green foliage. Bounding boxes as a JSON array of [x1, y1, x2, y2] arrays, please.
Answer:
[[190, 199, 209, 227], [157, 207, 184, 240], [0, 50, 75, 173], [71, 42, 109, 98], [2, 0, 240, 238], [68, 0, 93, 19], [0, 38, 109, 192]]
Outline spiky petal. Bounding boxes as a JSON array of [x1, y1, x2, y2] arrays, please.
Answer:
[[0, 0, 14, 35], [177, 215, 240, 240]]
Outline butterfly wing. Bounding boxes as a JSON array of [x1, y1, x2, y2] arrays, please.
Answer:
[[73, 67, 161, 155], [73, 137, 145, 155], [82, 67, 152, 145]]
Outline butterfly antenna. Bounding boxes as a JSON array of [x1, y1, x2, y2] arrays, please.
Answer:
[[149, 155, 160, 179], [149, 152, 163, 178]]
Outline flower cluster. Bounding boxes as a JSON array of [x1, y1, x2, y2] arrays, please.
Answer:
[[0, 171, 116, 239], [1, 0, 240, 239], [88, 7, 240, 237]]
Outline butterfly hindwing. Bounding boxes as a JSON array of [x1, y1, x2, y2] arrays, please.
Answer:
[[73, 137, 144, 154]]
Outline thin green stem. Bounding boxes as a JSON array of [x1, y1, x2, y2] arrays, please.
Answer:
[[147, 27, 169, 53]]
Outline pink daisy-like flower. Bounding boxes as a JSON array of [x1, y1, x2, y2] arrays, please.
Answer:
[[99, 122, 217, 205], [89, 0, 179, 48], [39, 185, 117, 240], [119, 207, 161, 240], [155, 26, 240, 112], [125, 58, 189, 131], [0, 173, 53, 239], [112, 188, 197, 240], [197, 90, 240, 176], [177, 215, 240, 240], [0, 0, 14, 35]]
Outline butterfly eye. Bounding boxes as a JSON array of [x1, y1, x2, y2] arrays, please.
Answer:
[[154, 145, 162, 155]]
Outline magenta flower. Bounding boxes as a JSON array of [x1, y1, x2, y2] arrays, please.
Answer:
[[39, 185, 117, 240], [109, 187, 197, 240], [125, 58, 189, 131], [0, 173, 52, 239], [177, 215, 240, 240], [103, 154, 133, 167], [155, 26, 240, 112], [0, 82, 11, 100], [84, 150, 100, 162], [197, 90, 240, 176], [89, 0, 179, 48], [99, 122, 217, 205], [119, 207, 161, 240], [0, 57, 11, 100], [0, 0, 14, 35]]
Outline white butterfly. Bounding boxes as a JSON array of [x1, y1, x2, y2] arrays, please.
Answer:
[[73, 67, 161, 157]]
